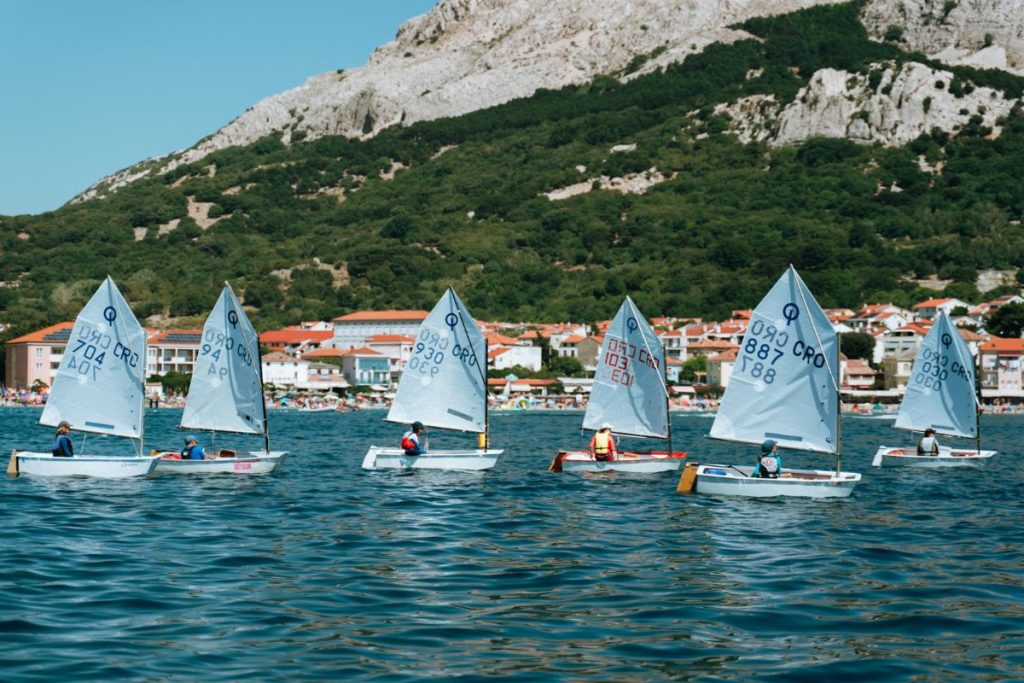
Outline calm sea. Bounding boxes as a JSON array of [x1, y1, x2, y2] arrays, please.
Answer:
[[1, 408, 1021, 682]]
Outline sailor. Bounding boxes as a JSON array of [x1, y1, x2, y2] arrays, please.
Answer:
[[181, 435, 206, 460], [52, 421, 74, 458], [756, 439, 781, 478], [401, 422, 427, 456], [589, 424, 617, 461], [917, 428, 940, 456]]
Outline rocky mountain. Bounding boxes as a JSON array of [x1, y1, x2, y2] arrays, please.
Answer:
[[4, 1, 1023, 334], [75, 0, 1024, 203]]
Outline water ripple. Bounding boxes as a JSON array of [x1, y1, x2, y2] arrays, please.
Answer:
[[1, 408, 1022, 680]]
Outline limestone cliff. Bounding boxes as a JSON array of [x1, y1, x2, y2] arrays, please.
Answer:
[[75, 0, 1023, 202]]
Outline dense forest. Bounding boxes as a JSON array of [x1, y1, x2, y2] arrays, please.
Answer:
[[2, 1, 1024, 344]]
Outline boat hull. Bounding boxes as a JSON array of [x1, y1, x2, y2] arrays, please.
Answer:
[[872, 446, 996, 468], [552, 450, 686, 473], [13, 451, 162, 478], [154, 450, 287, 474], [694, 464, 860, 498], [362, 447, 502, 471]]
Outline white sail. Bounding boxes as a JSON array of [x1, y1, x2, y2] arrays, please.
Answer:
[[180, 284, 265, 435], [582, 296, 667, 438], [893, 311, 977, 438], [710, 266, 840, 454], [40, 277, 146, 438], [386, 287, 487, 432]]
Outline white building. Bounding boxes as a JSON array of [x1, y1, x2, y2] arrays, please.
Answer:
[[912, 297, 971, 321], [332, 310, 427, 349], [261, 352, 309, 387], [147, 330, 201, 376], [488, 345, 543, 372]]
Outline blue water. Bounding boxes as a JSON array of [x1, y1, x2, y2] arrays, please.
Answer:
[[2, 408, 1022, 681]]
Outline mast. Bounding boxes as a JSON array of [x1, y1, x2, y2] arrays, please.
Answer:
[[664, 349, 673, 456], [975, 342, 982, 455], [483, 336, 490, 450], [256, 332, 271, 453]]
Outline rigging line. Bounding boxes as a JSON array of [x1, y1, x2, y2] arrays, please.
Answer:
[[793, 270, 840, 394], [627, 298, 669, 400], [941, 313, 981, 409], [452, 289, 488, 390]]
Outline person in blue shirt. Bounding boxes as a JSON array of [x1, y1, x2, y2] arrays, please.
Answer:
[[756, 439, 781, 478], [181, 435, 206, 460], [400, 422, 427, 456], [52, 421, 74, 458]]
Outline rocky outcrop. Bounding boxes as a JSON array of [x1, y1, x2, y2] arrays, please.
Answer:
[[862, 0, 1024, 76], [75, 0, 844, 202], [717, 61, 1019, 147]]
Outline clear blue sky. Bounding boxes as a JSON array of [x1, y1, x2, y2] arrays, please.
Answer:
[[0, 1, 436, 216]]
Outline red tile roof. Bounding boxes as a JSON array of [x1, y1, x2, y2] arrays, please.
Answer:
[[913, 297, 954, 309], [260, 329, 333, 344], [367, 334, 416, 343], [301, 348, 346, 359], [6, 322, 74, 344], [332, 310, 427, 322], [148, 329, 202, 344], [980, 338, 1024, 353]]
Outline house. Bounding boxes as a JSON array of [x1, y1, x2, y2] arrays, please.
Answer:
[[488, 345, 542, 372], [880, 324, 931, 361], [842, 358, 877, 389], [304, 361, 349, 391], [146, 329, 202, 376], [261, 351, 309, 387], [882, 348, 917, 390], [979, 337, 1024, 400], [847, 304, 912, 333], [912, 297, 971, 321], [331, 310, 427, 348], [3, 321, 74, 390], [657, 329, 685, 360], [260, 328, 334, 355], [686, 339, 739, 359], [969, 294, 1024, 319], [365, 334, 416, 379], [558, 335, 603, 371], [340, 347, 391, 387], [706, 348, 738, 388]]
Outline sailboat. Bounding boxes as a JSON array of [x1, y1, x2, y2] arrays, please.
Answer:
[[10, 277, 162, 478], [154, 283, 287, 474], [677, 266, 861, 498], [549, 296, 686, 473], [872, 311, 995, 467], [362, 287, 503, 470]]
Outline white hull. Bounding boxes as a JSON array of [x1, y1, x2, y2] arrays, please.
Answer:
[[694, 464, 860, 498], [872, 446, 996, 468], [154, 450, 287, 474], [552, 450, 686, 473], [13, 451, 161, 478], [362, 447, 502, 470]]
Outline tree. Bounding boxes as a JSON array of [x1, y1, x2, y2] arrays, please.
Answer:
[[986, 303, 1024, 338], [840, 332, 876, 360], [680, 355, 707, 382], [547, 355, 585, 377]]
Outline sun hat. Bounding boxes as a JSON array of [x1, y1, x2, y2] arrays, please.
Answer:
[[412, 421, 424, 431], [761, 439, 777, 453]]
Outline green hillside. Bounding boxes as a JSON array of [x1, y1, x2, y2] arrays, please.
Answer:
[[2, 1, 1023, 338]]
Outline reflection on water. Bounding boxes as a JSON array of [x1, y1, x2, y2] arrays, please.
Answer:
[[0, 407, 1022, 680]]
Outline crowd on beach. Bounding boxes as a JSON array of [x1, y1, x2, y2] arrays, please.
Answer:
[[3, 386, 1021, 416]]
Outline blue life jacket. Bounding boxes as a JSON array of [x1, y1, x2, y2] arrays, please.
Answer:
[[52, 434, 73, 458]]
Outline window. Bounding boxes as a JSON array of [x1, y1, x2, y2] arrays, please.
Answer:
[[35, 348, 43, 358], [35, 362, 43, 370]]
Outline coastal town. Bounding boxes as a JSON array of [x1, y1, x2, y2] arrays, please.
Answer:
[[5, 292, 1024, 413]]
